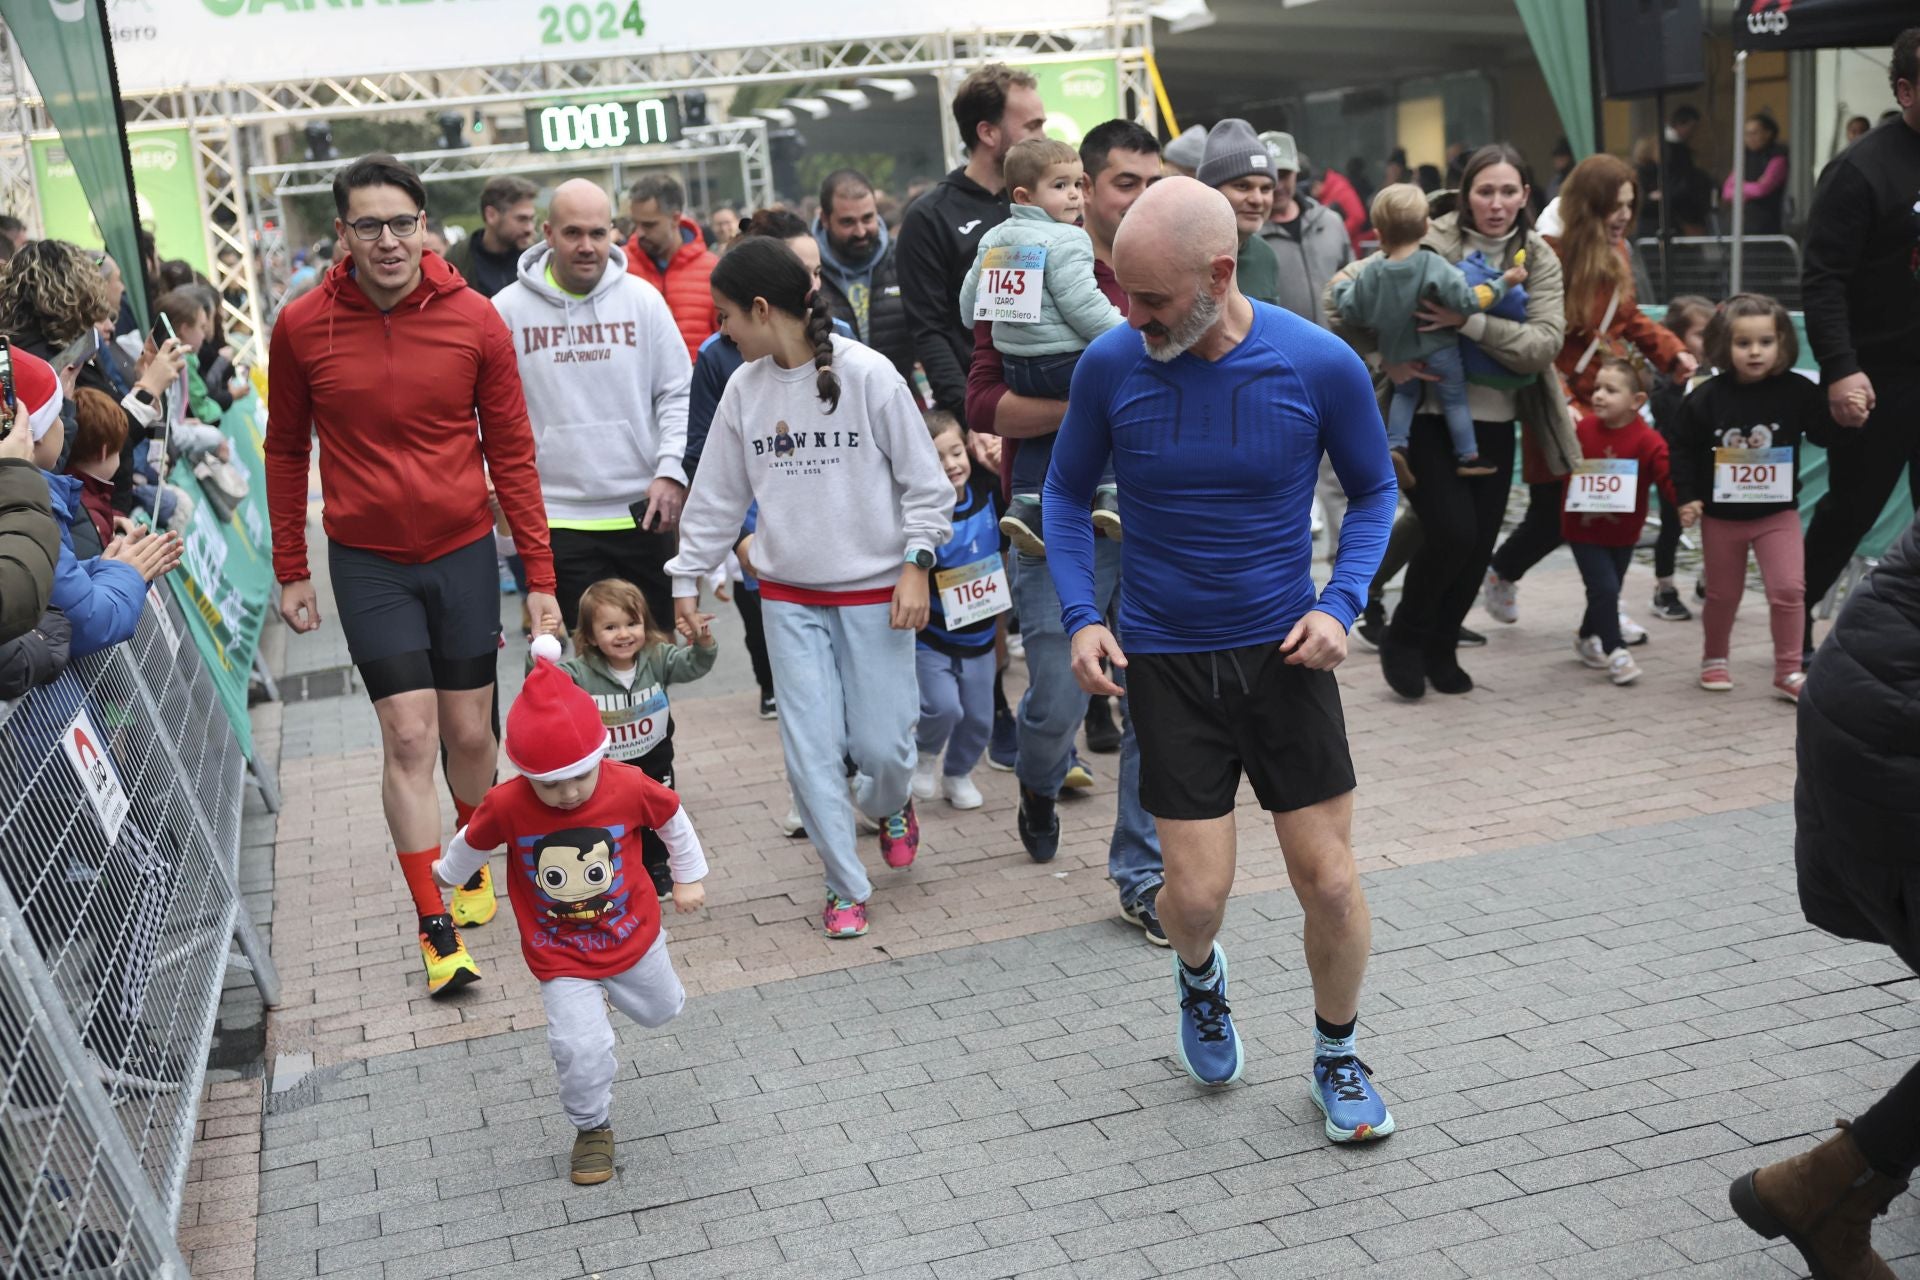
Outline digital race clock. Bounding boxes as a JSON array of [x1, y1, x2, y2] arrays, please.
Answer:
[[525, 96, 682, 154]]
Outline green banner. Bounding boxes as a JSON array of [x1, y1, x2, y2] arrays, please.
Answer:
[[0, 0, 150, 325], [162, 391, 274, 758], [1514, 0, 1596, 160], [29, 129, 211, 279], [1022, 58, 1121, 151]]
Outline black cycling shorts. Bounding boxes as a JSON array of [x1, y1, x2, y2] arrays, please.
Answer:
[[1128, 641, 1356, 821], [327, 534, 500, 702]]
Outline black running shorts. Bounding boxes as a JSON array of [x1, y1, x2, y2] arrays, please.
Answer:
[[1127, 641, 1356, 821], [327, 534, 500, 702]]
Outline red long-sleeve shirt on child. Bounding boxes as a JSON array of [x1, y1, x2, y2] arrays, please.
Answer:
[[443, 763, 699, 982], [1560, 413, 1676, 548]]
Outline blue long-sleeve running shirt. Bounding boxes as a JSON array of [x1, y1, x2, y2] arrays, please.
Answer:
[[1042, 300, 1397, 653]]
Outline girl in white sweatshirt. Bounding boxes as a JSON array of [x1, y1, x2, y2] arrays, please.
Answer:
[[665, 237, 952, 939]]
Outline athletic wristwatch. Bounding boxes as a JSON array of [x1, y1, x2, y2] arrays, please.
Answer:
[[904, 548, 934, 570], [132, 387, 157, 407]]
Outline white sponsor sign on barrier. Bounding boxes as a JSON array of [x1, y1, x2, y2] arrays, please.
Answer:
[[60, 706, 129, 844]]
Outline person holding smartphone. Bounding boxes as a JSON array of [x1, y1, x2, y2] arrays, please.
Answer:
[[491, 178, 692, 633]]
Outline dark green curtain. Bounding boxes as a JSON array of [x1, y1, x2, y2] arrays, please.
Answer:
[[1516, 0, 1597, 160], [1, 0, 148, 326]]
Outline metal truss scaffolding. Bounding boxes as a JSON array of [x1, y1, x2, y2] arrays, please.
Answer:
[[0, 7, 1152, 366]]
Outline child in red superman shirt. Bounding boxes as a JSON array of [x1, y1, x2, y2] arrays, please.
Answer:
[[1561, 357, 1675, 688], [433, 634, 708, 1187]]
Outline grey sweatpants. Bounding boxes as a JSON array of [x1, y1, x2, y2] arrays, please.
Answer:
[[540, 934, 686, 1131]]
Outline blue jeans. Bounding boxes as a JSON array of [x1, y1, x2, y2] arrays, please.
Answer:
[[1388, 341, 1477, 463], [1569, 542, 1632, 654], [1005, 351, 1082, 495], [916, 646, 995, 775], [762, 599, 918, 903], [1015, 543, 1163, 906]]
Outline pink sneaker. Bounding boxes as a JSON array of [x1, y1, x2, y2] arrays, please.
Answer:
[[1773, 671, 1806, 703], [879, 802, 919, 869], [822, 894, 868, 939], [1700, 659, 1733, 692]]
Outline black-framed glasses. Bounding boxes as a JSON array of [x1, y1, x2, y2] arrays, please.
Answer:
[[346, 215, 421, 241]]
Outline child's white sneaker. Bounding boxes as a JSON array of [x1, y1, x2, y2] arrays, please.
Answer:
[[1575, 635, 1608, 669], [1607, 648, 1642, 686], [911, 755, 941, 802], [942, 773, 984, 810]]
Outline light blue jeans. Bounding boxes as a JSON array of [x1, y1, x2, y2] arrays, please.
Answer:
[[763, 599, 917, 904], [916, 646, 995, 776], [1388, 340, 1477, 463], [1017, 544, 1163, 907]]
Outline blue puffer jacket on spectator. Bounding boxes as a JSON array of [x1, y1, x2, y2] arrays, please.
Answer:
[[43, 471, 145, 658]]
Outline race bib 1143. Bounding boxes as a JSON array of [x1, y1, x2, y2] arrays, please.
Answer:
[[972, 246, 1046, 323]]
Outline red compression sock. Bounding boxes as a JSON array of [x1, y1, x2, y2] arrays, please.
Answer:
[[397, 848, 446, 918], [453, 795, 478, 832]]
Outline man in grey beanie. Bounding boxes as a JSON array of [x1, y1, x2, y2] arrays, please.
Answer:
[[1196, 118, 1282, 306]]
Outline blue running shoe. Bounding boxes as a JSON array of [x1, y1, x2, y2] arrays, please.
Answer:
[[987, 706, 1018, 772], [1311, 1053, 1396, 1142], [1174, 947, 1242, 1087]]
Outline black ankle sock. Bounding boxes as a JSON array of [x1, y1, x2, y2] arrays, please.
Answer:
[[1180, 953, 1215, 978], [1315, 1013, 1357, 1041]]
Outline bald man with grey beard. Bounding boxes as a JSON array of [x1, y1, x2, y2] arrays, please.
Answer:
[[1041, 178, 1402, 1145]]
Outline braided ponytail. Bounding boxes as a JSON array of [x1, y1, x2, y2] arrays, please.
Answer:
[[806, 289, 841, 413]]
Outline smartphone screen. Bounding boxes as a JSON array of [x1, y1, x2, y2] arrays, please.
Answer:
[[51, 329, 98, 376], [0, 339, 15, 438]]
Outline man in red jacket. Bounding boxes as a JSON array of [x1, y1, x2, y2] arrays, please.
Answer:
[[266, 153, 562, 998], [624, 173, 717, 361]]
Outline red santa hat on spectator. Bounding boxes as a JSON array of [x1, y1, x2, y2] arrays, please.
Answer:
[[506, 634, 610, 782], [4, 346, 63, 442]]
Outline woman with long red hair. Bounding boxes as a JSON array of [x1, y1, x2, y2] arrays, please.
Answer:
[[1482, 153, 1698, 628]]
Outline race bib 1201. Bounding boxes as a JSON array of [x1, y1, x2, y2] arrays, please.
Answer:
[[972, 246, 1046, 323], [1564, 458, 1638, 514], [935, 554, 1012, 629], [1713, 447, 1792, 504]]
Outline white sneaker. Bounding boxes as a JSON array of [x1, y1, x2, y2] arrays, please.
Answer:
[[1607, 647, 1642, 685], [779, 803, 806, 837], [942, 773, 984, 810], [1482, 570, 1519, 624], [911, 756, 940, 802], [1007, 632, 1025, 660], [1310, 497, 1326, 537], [1575, 635, 1608, 669], [1617, 612, 1649, 646]]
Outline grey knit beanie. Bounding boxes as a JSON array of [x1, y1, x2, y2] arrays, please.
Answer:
[[1163, 123, 1209, 172], [1197, 118, 1271, 189]]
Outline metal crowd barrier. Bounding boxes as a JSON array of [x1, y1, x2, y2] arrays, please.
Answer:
[[1633, 234, 1804, 309], [0, 586, 278, 1278]]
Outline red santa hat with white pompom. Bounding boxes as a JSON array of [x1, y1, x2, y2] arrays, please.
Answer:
[[506, 634, 610, 782]]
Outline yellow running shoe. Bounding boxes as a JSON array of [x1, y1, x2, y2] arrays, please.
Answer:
[[419, 913, 480, 998], [449, 864, 498, 928]]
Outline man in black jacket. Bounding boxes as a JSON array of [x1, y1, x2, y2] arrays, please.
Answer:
[[1800, 29, 1920, 652], [813, 169, 915, 388], [895, 64, 1048, 422], [1729, 510, 1918, 1278], [443, 176, 538, 299]]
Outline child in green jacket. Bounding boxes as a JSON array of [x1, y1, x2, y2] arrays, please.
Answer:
[[549, 578, 717, 896]]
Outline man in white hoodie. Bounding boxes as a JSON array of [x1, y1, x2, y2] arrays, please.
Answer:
[[494, 179, 692, 631]]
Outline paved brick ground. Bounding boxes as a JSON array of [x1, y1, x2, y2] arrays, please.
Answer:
[[249, 804, 1919, 1279], [254, 533, 1809, 1068], [187, 507, 1918, 1279]]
